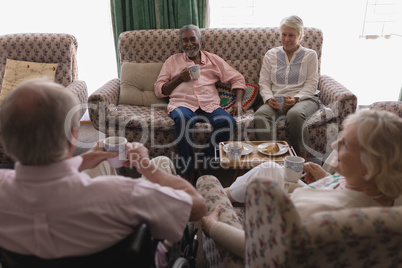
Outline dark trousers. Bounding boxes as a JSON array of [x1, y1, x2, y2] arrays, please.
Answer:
[[170, 107, 236, 174]]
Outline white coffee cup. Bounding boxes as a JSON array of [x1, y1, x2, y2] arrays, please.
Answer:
[[284, 156, 305, 183], [275, 96, 285, 110], [104, 136, 128, 168], [227, 142, 242, 161], [188, 64, 201, 79]]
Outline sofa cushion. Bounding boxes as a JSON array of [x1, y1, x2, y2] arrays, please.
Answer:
[[216, 81, 258, 113], [0, 59, 58, 105], [119, 62, 168, 106]]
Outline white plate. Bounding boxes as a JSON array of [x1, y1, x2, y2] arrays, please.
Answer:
[[223, 142, 253, 156], [257, 143, 288, 156]]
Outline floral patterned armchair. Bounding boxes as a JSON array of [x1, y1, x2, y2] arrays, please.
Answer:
[[244, 177, 402, 268], [369, 101, 402, 117], [0, 33, 88, 164], [88, 27, 356, 163]]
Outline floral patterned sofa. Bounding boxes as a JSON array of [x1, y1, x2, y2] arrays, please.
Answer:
[[369, 101, 402, 117], [244, 178, 402, 268], [88, 27, 356, 162], [0, 33, 88, 164]]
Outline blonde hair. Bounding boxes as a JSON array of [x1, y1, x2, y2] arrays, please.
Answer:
[[343, 109, 402, 199], [280, 15, 304, 37]]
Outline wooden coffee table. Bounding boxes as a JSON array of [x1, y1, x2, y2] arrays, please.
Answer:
[[219, 141, 296, 180]]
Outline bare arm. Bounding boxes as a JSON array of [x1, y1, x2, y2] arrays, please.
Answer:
[[231, 88, 245, 116], [202, 206, 245, 258], [124, 143, 206, 221]]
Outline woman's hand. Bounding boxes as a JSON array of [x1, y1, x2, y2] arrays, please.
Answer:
[[303, 162, 329, 184], [283, 95, 298, 111], [201, 205, 221, 236], [267, 97, 280, 110]]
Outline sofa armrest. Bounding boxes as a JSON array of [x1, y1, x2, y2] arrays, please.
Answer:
[[318, 75, 357, 126], [66, 80, 88, 120], [88, 79, 120, 130], [369, 101, 402, 117], [244, 178, 301, 267]]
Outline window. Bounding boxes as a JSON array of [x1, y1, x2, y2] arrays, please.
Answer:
[[209, 0, 402, 105], [0, 0, 117, 97], [361, 0, 402, 39]]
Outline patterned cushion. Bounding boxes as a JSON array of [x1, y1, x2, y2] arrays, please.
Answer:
[[0, 33, 88, 165], [216, 81, 258, 113], [0, 59, 58, 105]]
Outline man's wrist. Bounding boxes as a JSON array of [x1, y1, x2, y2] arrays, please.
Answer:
[[135, 158, 155, 175]]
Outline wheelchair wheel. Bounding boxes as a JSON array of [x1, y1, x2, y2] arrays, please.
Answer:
[[171, 257, 190, 268]]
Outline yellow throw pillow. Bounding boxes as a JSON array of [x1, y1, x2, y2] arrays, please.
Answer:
[[0, 59, 58, 105], [119, 62, 168, 106]]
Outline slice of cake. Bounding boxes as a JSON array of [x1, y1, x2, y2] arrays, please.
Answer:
[[263, 143, 280, 154]]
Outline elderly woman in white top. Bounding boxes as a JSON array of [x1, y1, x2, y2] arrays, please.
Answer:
[[255, 15, 319, 159], [196, 109, 402, 266]]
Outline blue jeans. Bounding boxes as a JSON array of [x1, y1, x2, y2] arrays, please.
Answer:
[[170, 107, 236, 174]]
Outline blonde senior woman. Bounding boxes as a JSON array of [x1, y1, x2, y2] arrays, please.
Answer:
[[254, 15, 320, 159], [196, 109, 402, 264]]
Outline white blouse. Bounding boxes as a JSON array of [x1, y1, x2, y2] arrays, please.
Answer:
[[259, 45, 319, 103]]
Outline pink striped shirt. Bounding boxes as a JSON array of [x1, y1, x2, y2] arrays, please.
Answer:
[[154, 51, 246, 113]]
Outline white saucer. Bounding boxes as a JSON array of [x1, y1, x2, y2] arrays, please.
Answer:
[[257, 142, 288, 156], [223, 142, 253, 156]]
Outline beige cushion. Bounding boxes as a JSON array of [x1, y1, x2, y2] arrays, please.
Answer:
[[0, 59, 58, 105], [119, 62, 168, 106]]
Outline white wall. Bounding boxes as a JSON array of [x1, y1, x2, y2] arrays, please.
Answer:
[[210, 0, 402, 105]]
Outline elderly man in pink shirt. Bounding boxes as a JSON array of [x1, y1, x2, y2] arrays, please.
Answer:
[[0, 79, 206, 260], [154, 24, 247, 182]]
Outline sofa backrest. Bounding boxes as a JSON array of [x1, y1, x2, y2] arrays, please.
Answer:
[[118, 27, 323, 86], [0, 33, 78, 90], [369, 101, 402, 118]]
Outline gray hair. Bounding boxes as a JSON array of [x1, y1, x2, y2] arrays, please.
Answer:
[[343, 109, 402, 199], [0, 79, 80, 165], [179, 24, 201, 41], [280, 15, 304, 37]]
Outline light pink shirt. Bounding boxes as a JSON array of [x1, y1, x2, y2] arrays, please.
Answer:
[[0, 156, 192, 259], [154, 50, 246, 113]]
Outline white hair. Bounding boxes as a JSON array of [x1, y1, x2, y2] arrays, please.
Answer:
[[343, 109, 402, 199], [280, 15, 304, 37]]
